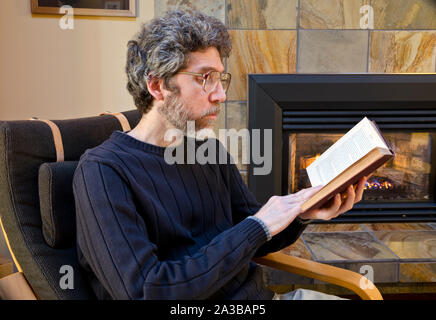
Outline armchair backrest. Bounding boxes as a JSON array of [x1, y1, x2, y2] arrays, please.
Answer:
[[0, 110, 141, 299]]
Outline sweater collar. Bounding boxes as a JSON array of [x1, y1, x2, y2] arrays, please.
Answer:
[[110, 130, 211, 156]]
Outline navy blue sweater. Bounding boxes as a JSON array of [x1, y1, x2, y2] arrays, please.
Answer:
[[73, 131, 307, 300]]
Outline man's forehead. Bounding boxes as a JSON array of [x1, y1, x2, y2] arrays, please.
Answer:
[[185, 48, 225, 73]]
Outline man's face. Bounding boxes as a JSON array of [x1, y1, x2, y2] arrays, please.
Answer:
[[158, 47, 227, 132]]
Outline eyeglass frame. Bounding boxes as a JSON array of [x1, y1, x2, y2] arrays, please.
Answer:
[[178, 70, 232, 94]]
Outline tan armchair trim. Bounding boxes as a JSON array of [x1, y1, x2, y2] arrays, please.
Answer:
[[100, 112, 131, 132], [28, 118, 64, 162], [254, 252, 383, 300]]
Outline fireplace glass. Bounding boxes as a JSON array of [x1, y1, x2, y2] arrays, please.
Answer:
[[288, 132, 435, 203]]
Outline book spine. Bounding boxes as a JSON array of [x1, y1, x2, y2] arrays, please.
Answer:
[[371, 120, 395, 154]]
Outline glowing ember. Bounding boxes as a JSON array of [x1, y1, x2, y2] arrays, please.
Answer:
[[364, 178, 394, 190]]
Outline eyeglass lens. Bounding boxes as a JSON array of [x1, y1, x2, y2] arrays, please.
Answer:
[[205, 71, 231, 93]]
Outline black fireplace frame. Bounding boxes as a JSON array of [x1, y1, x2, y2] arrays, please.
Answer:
[[247, 73, 436, 223]]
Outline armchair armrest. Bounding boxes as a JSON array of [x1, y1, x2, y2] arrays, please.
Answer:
[[254, 252, 383, 300]]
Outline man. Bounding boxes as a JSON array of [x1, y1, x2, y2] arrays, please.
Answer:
[[73, 10, 367, 300]]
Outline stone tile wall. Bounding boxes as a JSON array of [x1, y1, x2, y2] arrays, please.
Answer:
[[155, 0, 436, 181]]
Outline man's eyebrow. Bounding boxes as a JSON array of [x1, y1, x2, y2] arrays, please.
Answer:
[[193, 65, 225, 73]]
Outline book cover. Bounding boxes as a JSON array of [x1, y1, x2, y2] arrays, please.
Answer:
[[301, 118, 395, 212]]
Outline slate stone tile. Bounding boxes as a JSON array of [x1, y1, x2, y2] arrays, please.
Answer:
[[303, 232, 398, 262], [212, 103, 226, 145], [227, 0, 298, 29], [227, 101, 248, 170], [345, 262, 398, 283], [154, 0, 225, 23], [374, 231, 436, 260], [400, 263, 436, 282], [363, 223, 435, 232], [300, 0, 370, 29], [369, 31, 436, 72], [227, 30, 297, 100], [373, 0, 436, 29], [280, 237, 314, 260], [304, 223, 366, 233], [262, 265, 314, 286], [298, 30, 368, 73], [227, 101, 247, 131]]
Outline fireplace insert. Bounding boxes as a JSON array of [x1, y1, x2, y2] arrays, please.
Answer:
[[247, 74, 436, 223]]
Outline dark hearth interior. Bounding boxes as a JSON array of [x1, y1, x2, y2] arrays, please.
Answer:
[[248, 74, 436, 223], [289, 132, 433, 203]]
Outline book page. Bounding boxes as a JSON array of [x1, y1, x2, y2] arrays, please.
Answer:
[[306, 117, 388, 186]]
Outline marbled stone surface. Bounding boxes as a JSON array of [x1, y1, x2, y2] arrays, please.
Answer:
[[364, 223, 435, 231], [212, 103, 226, 144], [227, 101, 248, 170], [304, 223, 366, 233], [374, 231, 436, 260], [262, 265, 314, 286], [279, 223, 436, 284], [300, 0, 370, 29], [280, 238, 313, 260], [264, 238, 315, 286], [370, 31, 436, 72], [227, 0, 298, 29], [227, 101, 247, 131], [302, 232, 398, 261], [373, 0, 436, 29], [154, 0, 225, 23], [298, 30, 369, 73], [227, 30, 297, 100], [400, 263, 436, 282], [345, 262, 398, 283]]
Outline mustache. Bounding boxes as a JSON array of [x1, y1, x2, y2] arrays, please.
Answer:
[[200, 105, 221, 118]]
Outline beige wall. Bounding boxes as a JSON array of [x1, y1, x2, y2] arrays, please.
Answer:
[[0, 0, 154, 121]]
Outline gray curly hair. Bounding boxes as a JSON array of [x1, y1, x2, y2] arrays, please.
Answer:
[[125, 10, 232, 115]]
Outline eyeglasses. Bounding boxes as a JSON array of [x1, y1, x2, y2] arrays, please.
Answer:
[[178, 70, 231, 94]]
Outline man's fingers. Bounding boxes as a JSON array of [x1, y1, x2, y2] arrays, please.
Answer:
[[290, 185, 324, 200], [338, 185, 355, 215], [316, 194, 342, 220], [354, 176, 367, 203]]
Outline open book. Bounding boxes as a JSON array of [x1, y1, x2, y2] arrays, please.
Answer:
[[301, 117, 395, 212]]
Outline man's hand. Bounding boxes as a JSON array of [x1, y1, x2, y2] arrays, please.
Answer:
[[253, 185, 324, 237], [253, 176, 368, 238], [298, 176, 367, 221]]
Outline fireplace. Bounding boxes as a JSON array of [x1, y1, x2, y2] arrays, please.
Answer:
[[247, 74, 436, 223]]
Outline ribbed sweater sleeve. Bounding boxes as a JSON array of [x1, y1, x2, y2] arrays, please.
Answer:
[[73, 160, 268, 300], [225, 158, 308, 257]]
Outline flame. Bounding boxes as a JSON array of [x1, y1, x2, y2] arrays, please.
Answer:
[[302, 153, 321, 169], [364, 178, 394, 190]]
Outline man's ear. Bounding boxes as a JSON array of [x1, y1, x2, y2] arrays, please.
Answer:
[[146, 77, 165, 101]]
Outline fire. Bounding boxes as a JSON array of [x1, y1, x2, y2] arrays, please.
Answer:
[[301, 154, 321, 169], [364, 178, 394, 190]]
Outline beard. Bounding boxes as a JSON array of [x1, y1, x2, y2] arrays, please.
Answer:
[[158, 91, 220, 134]]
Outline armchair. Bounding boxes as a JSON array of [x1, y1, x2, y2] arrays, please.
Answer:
[[0, 110, 382, 300]]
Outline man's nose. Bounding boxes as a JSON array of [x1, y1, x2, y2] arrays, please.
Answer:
[[209, 81, 227, 103]]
